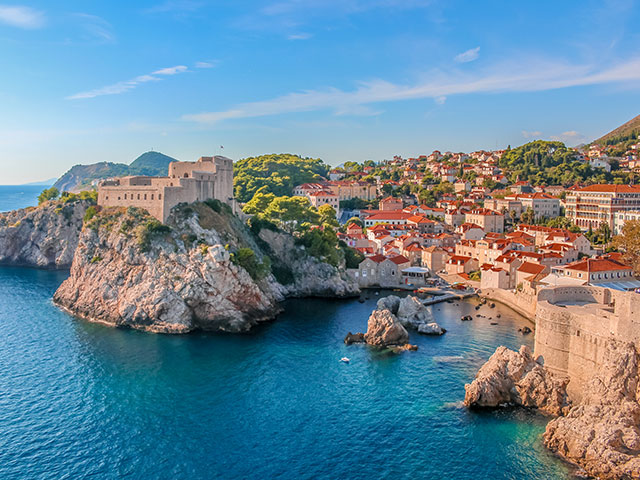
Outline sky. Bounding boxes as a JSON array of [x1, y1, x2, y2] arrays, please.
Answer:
[[1, 0, 639, 184]]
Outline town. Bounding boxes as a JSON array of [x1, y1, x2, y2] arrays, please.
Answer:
[[286, 140, 640, 303]]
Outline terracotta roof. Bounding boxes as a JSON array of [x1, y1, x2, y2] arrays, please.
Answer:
[[575, 184, 640, 193], [517, 262, 547, 275], [366, 212, 413, 221], [564, 258, 631, 272], [366, 254, 387, 263], [387, 255, 410, 265]]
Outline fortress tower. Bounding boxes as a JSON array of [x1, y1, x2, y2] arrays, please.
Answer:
[[98, 156, 235, 223]]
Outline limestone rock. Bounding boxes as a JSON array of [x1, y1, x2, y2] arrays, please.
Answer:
[[418, 322, 446, 335], [464, 345, 569, 416], [364, 308, 409, 347], [396, 295, 434, 329], [53, 202, 359, 334], [544, 341, 640, 479], [376, 295, 401, 314], [344, 332, 365, 345], [0, 199, 91, 268]]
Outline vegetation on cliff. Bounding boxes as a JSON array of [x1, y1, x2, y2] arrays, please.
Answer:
[[613, 219, 640, 275], [233, 154, 329, 203]]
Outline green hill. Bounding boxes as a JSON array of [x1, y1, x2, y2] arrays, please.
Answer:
[[53, 151, 178, 193], [594, 114, 640, 146], [129, 151, 176, 176]]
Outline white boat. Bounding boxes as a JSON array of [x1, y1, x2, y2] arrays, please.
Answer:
[[340, 357, 350, 363]]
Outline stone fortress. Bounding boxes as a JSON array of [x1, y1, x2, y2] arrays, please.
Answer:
[[98, 156, 234, 223], [534, 285, 640, 401]]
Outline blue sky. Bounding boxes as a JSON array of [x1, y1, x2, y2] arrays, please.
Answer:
[[1, 0, 639, 183]]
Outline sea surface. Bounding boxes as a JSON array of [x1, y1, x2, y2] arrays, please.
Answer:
[[0, 265, 572, 480], [0, 185, 43, 212]]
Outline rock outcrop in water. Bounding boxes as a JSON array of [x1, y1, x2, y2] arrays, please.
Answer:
[[364, 308, 409, 347], [543, 341, 640, 479], [53, 202, 359, 333], [464, 345, 569, 416], [0, 199, 92, 268]]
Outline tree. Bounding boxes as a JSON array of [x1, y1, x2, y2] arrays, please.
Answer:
[[233, 154, 329, 202], [520, 207, 535, 225], [262, 196, 320, 233], [38, 187, 59, 205], [318, 204, 339, 228], [346, 217, 363, 228], [613, 219, 640, 275], [242, 187, 276, 215]]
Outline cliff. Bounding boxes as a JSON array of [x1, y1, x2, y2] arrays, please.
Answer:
[[544, 340, 640, 479], [53, 201, 359, 333], [464, 345, 569, 416], [0, 199, 93, 268]]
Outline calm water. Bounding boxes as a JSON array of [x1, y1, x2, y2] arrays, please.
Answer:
[[0, 185, 43, 212], [0, 266, 571, 480]]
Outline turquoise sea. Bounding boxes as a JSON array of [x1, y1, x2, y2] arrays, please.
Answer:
[[0, 190, 571, 479]]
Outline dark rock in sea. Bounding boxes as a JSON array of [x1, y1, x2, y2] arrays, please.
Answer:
[[496, 314, 501, 318], [489, 303, 495, 308], [475, 305, 480, 310], [461, 315, 473, 321], [519, 326, 532, 335], [344, 332, 365, 345], [358, 298, 365, 303], [490, 322, 498, 325]]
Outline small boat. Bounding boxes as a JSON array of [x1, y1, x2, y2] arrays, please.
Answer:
[[340, 357, 350, 363]]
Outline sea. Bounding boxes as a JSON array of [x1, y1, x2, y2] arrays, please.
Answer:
[[0, 185, 44, 212], [0, 189, 572, 479]]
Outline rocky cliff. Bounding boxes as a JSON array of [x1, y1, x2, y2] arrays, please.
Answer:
[[466, 341, 640, 479], [0, 199, 92, 268], [544, 340, 640, 479], [53, 201, 359, 333], [464, 345, 569, 416]]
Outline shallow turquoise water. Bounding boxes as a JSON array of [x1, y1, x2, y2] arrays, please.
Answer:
[[0, 267, 571, 479]]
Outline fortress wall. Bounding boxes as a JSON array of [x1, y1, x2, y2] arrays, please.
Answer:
[[534, 285, 637, 402], [98, 186, 165, 222], [481, 288, 537, 320]]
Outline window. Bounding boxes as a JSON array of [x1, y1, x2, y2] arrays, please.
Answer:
[[159, 194, 162, 200], [144, 194, 147, 200], [138, 194, 140, 200], [151, 194, 154, 200]]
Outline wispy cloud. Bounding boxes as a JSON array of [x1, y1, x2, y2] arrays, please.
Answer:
[[72, 13, 114, 43], [287, 32, 312, 40], [0, 5, 45, 29], [67, 65, 189, 100], [195, 61, 217, 68], [522, 130, 542, 138], [182, 57, 640, 124], [455, 46, 480, 63], [551, 130, 585, 143]]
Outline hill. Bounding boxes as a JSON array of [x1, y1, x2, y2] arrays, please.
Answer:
[[594, 114, 640, 146], [53, 151, 178, 192]]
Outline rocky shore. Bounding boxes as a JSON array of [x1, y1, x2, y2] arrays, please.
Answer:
[[0, 199, 92, 268], [465, 341, 640, 479], [52, 202, 359, 333]]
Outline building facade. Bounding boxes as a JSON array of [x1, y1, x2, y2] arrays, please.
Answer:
[[98, 156, 234, 223], [565, 184, 640, 231]]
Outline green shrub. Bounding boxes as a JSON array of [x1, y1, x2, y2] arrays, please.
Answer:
[[135, 219, 171, 252], [83, 206, 97, 223], [231, 247, 271, 280], [247, 216, 279, 236], [38, 187, 59, 205], [90, 256, 102, 264]]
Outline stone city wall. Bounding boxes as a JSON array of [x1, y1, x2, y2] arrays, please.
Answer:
[[533, 285, 640, 402]]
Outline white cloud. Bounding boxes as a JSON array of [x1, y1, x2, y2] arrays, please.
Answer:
[[67, 65, 189, 100], [287, 32, 312, 40], [454, 46, 480, 63], [0, 5, 45, 29], [182, 57, 640, 124], [195, 61, 217, 68], [551, 130, 585, 143], [152, 65, 188, 75], [434, 95, 446, 105], [73, 13, 115, 43], [522, 130, 542, 138]]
